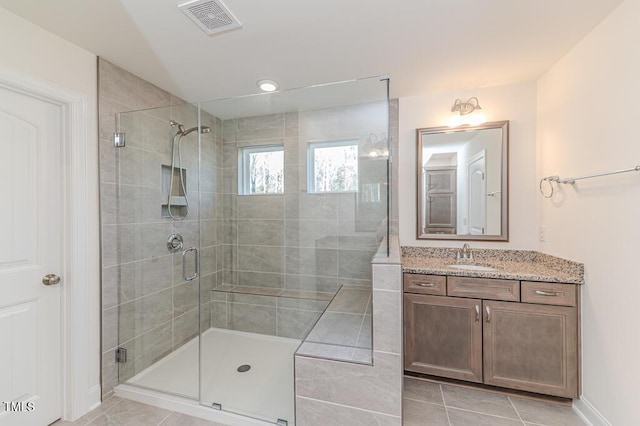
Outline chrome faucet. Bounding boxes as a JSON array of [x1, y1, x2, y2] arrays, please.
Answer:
[[457, 243, 474, 263]]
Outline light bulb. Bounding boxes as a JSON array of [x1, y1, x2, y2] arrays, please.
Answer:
[[257, 79, 279, 92]]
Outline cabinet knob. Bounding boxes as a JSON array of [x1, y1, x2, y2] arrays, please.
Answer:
[[486, 306, 491, 323], [475, 305, 480, 322]]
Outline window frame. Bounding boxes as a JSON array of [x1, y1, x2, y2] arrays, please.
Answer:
[[238, 144, 285, 195], [307, 138, 359, 194]]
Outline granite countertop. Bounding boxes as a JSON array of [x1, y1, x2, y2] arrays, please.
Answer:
[[401, 247, 584, 284]]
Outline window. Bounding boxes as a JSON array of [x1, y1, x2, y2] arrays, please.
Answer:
[[308, 140, 358, 193], [239, 145, 284, 195]]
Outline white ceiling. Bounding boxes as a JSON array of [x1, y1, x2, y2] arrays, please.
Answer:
[[0, 0, 623, 102]]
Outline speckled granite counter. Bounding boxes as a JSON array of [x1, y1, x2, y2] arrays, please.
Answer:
[[402, 247, 584, 284]]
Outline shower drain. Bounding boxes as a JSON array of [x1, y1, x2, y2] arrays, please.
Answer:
[[237, 364, 251, 373]]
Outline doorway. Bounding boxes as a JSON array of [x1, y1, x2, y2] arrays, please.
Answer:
[[0, 65, 97, 424]]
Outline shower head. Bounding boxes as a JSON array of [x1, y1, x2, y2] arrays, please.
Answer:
[[170, 120, 211, 136], [181, 125, 211, 136], [170, 120, 185, 134]]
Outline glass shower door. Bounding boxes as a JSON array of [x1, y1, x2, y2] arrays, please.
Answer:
[[113, 103, 203, 399], [197, 76, 390, 425]]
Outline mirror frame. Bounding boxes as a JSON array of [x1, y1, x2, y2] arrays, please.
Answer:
[[416, 120, 509, 241]]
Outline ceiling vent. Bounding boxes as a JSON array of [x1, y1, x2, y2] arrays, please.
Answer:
[[178, 0, 241, 36]]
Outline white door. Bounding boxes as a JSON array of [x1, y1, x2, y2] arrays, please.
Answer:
[[0, 86, 62, 426], [467, 151, 486, 235]]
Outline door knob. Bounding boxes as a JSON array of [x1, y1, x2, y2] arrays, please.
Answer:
[[42, 274, 61, 286]]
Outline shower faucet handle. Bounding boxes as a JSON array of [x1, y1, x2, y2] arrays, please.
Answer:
[[167, 234, 184, 252]]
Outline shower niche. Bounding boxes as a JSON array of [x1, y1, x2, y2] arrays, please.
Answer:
[[161, 164, 188, 218]]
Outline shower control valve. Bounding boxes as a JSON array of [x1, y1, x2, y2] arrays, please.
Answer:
[[167, 234, 184, 252]]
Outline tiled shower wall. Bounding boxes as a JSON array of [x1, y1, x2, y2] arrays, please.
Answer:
[[212, 102, 390, 337], [218, 102, 389, 292], [98, 59, 223, 397]]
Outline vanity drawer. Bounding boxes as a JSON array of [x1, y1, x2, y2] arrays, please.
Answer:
[[403, 273, 446, 295], [447, 276, 519, 301], [521, 281, 577, 307]]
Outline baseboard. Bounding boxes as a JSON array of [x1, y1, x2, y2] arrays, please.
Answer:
[[87, 385, 102, 411], [573, 397, 612, 426], [114, 384, 271, 426]]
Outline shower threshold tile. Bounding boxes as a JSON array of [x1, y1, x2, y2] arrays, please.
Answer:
[[296, 341, 355, 361], [304, 311, 363, 346], [327, 287, 371, 314]]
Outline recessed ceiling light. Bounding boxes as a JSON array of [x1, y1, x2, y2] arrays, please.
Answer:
[[257, 79, 279, 92]]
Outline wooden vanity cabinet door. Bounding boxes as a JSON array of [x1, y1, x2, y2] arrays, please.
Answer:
[[483, 300, 578, 398], [404, 294, 483, 383]]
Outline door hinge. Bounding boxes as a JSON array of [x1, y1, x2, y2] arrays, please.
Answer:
[[276, 419, 288, 426], [113, 132, 126, 147], [115, 347, 127, 363], [211, 403, 222, 410]]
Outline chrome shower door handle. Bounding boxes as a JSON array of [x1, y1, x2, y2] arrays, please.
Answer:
[[182, 247, 199, 281]]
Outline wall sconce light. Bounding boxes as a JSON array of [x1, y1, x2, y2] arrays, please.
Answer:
[[448, 97, 486, 127]]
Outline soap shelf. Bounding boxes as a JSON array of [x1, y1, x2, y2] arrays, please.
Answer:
[[166, 196, 187, 206]]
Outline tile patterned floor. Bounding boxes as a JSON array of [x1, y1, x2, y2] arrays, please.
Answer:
[[403, 377, 587, 426], [52, 377, 588, 426], [51, 397, 225, 426]]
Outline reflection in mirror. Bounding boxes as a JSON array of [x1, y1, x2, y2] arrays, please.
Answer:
[[417, 121, 508, 241]]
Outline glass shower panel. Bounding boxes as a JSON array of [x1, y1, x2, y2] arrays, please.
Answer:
[[197, 76, 389, 424], [114, 103, 202, 399]]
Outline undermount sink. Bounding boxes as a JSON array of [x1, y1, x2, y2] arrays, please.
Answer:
[[448, 264, 497, 272]]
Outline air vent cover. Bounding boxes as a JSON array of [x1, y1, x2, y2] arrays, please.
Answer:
[[178, 0, 241, 35]]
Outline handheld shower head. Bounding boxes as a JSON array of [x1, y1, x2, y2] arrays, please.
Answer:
[[181, 125, 211, 136], [169, 120, 210, 136]]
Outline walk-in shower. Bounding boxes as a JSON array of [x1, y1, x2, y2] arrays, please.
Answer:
[[111, 77, 391, 425]]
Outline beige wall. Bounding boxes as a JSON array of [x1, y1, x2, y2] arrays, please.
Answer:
[[0, 5, 100, 406], [398, 82, 538, 249], [537, 0, 639, 424]]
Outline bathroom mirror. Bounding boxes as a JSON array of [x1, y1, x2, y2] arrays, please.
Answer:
[[417, 121, 508, 241]]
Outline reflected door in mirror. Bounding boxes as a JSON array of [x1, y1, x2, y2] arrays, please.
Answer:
[[423, 167, 456, 234]]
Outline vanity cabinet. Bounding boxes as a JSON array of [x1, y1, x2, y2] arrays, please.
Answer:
[[403, 274, 580, 398], [404, 294, 482, 382], [483, 300, 577, 398]]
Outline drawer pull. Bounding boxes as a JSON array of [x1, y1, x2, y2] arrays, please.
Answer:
[[416, 282, 436, 288], [475, 305, 480, 322], [535, 290, 560, 297], [486, 306, 491, 323]]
